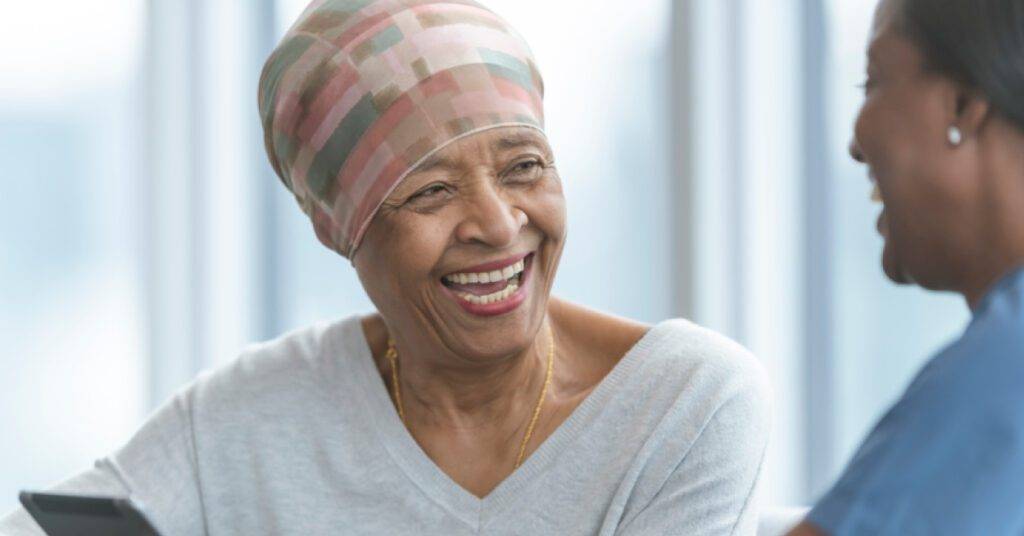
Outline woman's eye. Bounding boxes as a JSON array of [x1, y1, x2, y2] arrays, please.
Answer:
[[859, 75, 876, 94], [411, 184, 448, 200], [506, 160, 542, 181]]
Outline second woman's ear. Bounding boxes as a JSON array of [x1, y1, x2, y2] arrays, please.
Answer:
[[953, 87, 992, 140]]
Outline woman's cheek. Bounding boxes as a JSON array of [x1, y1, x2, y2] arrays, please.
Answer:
[[398, 214, 451, 259], [540, 189, 568, 240]]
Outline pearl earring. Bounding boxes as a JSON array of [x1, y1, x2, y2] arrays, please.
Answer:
[[947, 125, 963, 146]]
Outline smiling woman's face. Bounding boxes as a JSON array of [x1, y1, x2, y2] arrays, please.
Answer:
[[352, 126, 566, 360], [850, 0, 984, 290]]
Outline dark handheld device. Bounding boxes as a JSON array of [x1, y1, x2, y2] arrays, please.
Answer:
[[18, 491, 162, 536]]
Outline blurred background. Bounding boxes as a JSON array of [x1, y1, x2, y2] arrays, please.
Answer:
[[1, 0, 969, 512]]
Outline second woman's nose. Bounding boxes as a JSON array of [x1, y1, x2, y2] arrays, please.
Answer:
[[849, 138, 866, 163]]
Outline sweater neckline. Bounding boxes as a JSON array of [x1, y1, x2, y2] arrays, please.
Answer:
[[331, 315, 672, 528]]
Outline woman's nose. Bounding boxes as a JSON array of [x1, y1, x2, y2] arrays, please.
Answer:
[[455, 185, 528, 248], [849, 138, 866, 163]]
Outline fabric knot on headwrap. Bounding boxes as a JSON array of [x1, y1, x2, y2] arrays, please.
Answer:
[[258, 0, 546, 259]]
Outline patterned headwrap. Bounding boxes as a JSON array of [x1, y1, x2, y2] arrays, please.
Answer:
[[258, 0, 546, 259]]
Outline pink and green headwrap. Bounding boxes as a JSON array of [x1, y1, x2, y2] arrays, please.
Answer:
[[258, 0, 546, 259]]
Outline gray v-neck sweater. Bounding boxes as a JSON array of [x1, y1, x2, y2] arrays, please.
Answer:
[[2, 316, 770, 535]]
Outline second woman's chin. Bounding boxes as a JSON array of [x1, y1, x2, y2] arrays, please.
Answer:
[[881, 238, 914, 286]]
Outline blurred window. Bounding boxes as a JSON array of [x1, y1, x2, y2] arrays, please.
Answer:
[[0, 1, 145, 511]]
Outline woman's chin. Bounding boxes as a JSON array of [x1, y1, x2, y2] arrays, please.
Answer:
[[437, 291, 549, 360], [448, 325, 545, 362], [881, 240, 914, 285]]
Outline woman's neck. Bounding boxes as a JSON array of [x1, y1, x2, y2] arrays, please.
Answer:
[[401, 336, 549, 429], [960, 131, 1024, 309], [365, 316, 552, 430]]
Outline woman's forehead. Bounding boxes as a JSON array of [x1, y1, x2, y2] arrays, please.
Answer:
[[417, 127, 550, 169], [866, 0, 925, 69], [866, 29, 925, 76], [870, 0, 912, 45], [380, 127, 549, 200]]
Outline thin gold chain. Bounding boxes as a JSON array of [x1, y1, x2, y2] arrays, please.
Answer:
[[515, 323, 555, 469], [385, 322, 555, 470], [385, 341, 404, 423]]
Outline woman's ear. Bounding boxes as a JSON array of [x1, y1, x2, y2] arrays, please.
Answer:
[[954, 86, 991, 140]]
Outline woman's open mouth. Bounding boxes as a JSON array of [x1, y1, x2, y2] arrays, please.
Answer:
[[439, 253, 534, 316], [869, 172, 889, 236]]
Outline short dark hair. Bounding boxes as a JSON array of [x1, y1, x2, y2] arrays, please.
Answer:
[[898, 0, 1024, 131]]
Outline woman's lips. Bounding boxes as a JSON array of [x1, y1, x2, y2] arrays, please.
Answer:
[[439, 254, 534, 317], [868, 171, 887, 236]]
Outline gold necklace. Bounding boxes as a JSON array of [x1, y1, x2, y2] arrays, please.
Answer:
[[385, 323, 555, 470]]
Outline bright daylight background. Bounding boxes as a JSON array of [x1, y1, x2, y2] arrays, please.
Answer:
[[1, 0, 969, 513]]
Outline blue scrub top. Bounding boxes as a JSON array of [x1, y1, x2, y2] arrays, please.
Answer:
[[809, 266, 1024, 535]]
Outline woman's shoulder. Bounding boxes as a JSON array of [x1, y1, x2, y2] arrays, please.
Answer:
[[552, 299, 768, 405], [232, 314, 364, 374], [187, 315, 370, 412], [561, 306, 771, 468], [627, 318, 771, 452], [553, 299, 765, 387], [640, 317, 770, 401], [590, 313, 771, 424], [551, 298, 648, 341], [650, 318, 764, 376]]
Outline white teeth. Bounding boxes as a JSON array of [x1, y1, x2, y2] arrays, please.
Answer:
[[457, 282, 519, 305], [870, 183, 882, 204], [444, 258, 528, 285]]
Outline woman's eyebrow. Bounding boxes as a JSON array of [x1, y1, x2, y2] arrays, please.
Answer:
[[414, 154, 458, 174], [496, 133, 545, 152], [411, 133, 546, 177]]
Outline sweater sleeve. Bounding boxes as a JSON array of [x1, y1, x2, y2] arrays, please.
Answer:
[[0, 386, 207, 536], [616, 363, 772, 536]]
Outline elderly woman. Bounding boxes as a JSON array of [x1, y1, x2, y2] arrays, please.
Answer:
[[1, 1, 768, 534]]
